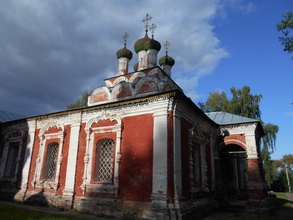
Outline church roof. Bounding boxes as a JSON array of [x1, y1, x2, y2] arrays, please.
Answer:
[[205, 111, 259, 125], [0, 109, 26, 123]]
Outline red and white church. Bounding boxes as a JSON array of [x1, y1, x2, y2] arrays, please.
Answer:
[[0, 15, 267, 219]]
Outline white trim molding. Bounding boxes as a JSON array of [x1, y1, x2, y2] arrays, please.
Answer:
[[81, 111, 122, 197], [31, 120, 65, 192]]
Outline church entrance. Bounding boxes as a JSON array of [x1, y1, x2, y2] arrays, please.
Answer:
[[220, 144, 248, 200]]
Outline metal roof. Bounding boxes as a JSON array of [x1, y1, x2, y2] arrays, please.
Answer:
[[205, 111, 259, 125], [0, 109, 26, 123]]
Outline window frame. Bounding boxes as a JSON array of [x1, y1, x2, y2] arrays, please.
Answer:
[[93, 138, 115, 184], [188, 122, 209, 193], [42, 142, 59, 181], [0, 129, 24, 182], [81, 111, 122, 197], [31, 120, 65, 191]]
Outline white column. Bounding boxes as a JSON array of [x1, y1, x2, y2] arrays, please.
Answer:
[[63, 114, 81, 198], [151, 110, 168, 204], [173, 115, 183, 200], [17, 120, 36, 199]]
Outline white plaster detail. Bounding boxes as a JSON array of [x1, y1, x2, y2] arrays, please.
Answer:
[[110, 81, 134, 100], [147, 49, 158, 67], [88, 87, 110, 106], [188, 122, 209, 192], [151, 109, 168, 203], [129, 72, 146, 84], [112, 76, 129, 86], [137, 50, 147, 70], [87, 67, 179, 106], [81, 111, 122, 197], [117, 57, 130, 75], [63, 113, 82, 198], [31, 119, 65, 192], [0, 124, 27, 183], [18, 120, 36, 194], [173, 115, 184, 200]]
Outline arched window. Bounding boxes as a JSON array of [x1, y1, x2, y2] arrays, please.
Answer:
[[94, 139, 115, 183], [43, 142, 59, 180]]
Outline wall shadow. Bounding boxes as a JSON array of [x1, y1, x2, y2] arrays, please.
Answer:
[[0, 119, 30, 202], [24, 188, 49, 207]]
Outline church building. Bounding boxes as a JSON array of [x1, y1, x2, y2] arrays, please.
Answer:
[[0, 15, 267, 219]]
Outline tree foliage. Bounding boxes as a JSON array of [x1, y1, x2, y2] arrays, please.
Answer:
[[67, 90, 89, 110], [271, 155, 293, 192], [277, 10, 293, 58], [198, 85, 279, 187], [283, 154, 293, 166], [199, 86, 262, 119]]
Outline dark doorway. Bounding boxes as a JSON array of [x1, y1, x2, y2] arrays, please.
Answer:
[[220, 144, 248, 200]]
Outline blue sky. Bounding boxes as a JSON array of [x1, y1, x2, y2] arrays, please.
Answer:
[[195, 1, 292, 160], [0, 0, 292, 159]]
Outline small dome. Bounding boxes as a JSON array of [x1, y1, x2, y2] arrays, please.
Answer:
[[159, 55, 175, 67], [116, 46, 133, 60], [134, 34, 161, 53]]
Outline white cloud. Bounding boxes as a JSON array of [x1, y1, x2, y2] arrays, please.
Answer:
[[0, 0, 242, 116]]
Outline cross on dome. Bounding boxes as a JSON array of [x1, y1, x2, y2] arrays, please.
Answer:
[[123, 32, 129, 46], [142, 13, 152, 33], [149, 23, 156, 39], [163, 41, 170, 55]]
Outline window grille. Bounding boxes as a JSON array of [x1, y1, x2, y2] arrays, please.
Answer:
[[4, 145, 19, 178], [95, 139, 114, 183], [44, 143, 59, 180]]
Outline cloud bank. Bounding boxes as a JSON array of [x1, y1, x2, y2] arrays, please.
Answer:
[[0, 0, 253, 116]]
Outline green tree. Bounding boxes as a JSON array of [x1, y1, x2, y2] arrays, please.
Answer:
[[282, 154, 293, 192], [203, 91, 229, 112], [67, 90, 89, 109], [277, 10, 293, 58], [198, 85, 279, 187], [271, 155, 293, 192]]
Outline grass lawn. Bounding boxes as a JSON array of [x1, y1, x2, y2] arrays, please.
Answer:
[[271, 192, 292, 208], [0, 204, 84, 220], [224, 192, 293, 220]]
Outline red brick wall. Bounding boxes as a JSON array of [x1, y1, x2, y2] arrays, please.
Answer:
[[75, 122, 86, 196], [247, 159, 262, 182], [118, 114, 153, 201], [181, 118, 192, 198], [26, 129, 40, 191]]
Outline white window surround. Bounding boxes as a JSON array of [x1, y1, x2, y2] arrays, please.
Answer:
[[43, 142, 59, 180], [81, 111, 122, 197], [31, 120, 65, 192], [0, 129, 25, 182], [94, 138, 115, 183], [188, 122, 209, 193]]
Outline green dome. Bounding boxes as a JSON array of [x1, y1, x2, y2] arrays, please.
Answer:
[[134, 34, 149, 53], [145, 38, 161, 52], [134, 34, 161, 53], [159, 55, 175, 66], [116, 46, 133, 60]]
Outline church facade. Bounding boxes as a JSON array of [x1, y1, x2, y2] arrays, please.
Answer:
[[0, 15, 266, 219]]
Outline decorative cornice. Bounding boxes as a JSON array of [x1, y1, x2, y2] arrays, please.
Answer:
[[220, 122, 258, 129], [28, 92, 177, 121]]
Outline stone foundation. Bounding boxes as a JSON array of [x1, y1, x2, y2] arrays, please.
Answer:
[[1, 186, 216, 220]]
